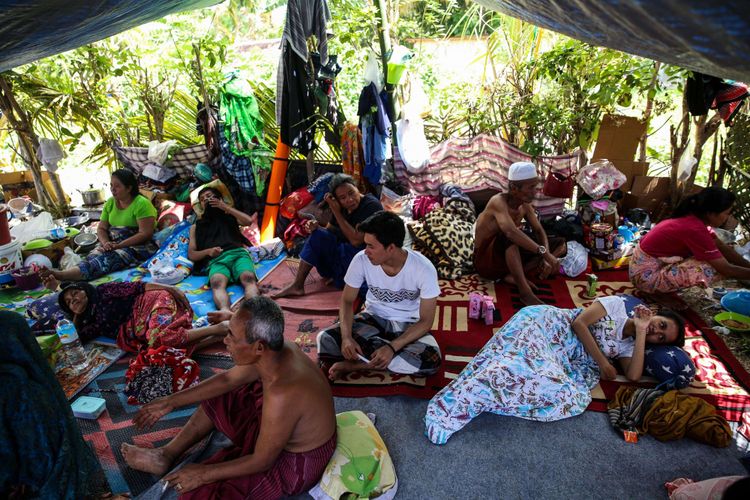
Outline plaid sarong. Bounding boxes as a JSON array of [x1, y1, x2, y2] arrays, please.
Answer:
[[114, 144, 220, 182]]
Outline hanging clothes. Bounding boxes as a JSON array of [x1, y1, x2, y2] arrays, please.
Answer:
[[685, 72, 749, 125], [341, 122, 365, 190], [358, 83, 390, 187], [220, 76, 265, 156], [276, 0, 331, 153]]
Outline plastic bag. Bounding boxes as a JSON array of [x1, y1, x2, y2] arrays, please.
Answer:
[[59, 246, 82, 270], [147, 140, 177, 166], [10, 211, 54, 244], [576, 159, 626, 199], [363, 51, 382, 91], [559, 241, 588, 277], [149, 256, 192, 285]]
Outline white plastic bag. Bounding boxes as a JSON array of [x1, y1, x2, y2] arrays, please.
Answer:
[[60, 246, 83, 270], [363, 51, 382, 91], [148, 256, 192, 285], [576, 159, 626, 199], [10, 211, 54, 244], [147, 140, 177, 166], [559, 241, 588, 277]]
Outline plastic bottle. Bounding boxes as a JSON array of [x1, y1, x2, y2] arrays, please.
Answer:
[[56, 319, 88, 372]]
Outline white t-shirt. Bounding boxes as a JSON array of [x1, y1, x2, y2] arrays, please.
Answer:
[[344, 249, 441, 323], [588, 295, 634, 359]]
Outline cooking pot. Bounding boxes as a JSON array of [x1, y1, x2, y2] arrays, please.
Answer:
[[73, 232, 98, 253], [78, 184, 105, 205]]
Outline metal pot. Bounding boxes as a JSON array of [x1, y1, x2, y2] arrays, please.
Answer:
[[77, 184, 105, 205]]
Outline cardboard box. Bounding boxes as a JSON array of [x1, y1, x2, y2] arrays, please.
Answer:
[[592, 114, 647, 161], [591, 245, 634, 270], [611, 160, 649, 192]]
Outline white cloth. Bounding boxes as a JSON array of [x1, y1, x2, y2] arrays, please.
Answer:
[[38, 138, 64, 172], [344, 249, 440, 323], [592, 295, 634, 358], [395, 114, 430, 174]]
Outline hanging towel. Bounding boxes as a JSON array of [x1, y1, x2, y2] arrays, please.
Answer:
[[38, 138, 64, 172]]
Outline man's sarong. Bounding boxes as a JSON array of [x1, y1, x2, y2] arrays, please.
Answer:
[[181, 381, 336, 500], [317, 312, 442, 376]]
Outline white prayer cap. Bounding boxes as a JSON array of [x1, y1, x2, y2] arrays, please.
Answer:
[[508, 162, 538, 181]]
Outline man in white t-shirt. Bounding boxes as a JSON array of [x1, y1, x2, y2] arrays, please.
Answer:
[[316, 211, 442, 380]]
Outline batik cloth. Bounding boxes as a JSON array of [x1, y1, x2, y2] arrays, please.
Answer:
[[181, 381, 337, 500], [0, 311, 107, 498], [78, 225, 157, 280], [317, 312, 441, 377], [341, 122, 365, 191], [124, 345, 199, 405], [629, 244, 717, 294], [425, 301, 634, 445], [117, 289, 194, 353]]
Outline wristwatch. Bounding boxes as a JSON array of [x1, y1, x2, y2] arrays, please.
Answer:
[[537, 245, 547, 255]]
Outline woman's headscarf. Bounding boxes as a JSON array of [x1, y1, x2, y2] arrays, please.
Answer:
[[58, 281, 99, 325]]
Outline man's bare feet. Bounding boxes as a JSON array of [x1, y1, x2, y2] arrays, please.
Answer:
[[207, 309, 232, 324], [328, 360, 365, 381], [504, 274, 538, 291], [519, 292, 545, 306], [272, 283, 306, 299], [121, 443, 172, 475]]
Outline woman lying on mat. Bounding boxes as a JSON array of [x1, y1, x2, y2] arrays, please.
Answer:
[[630, 186, 750, 294], [42, 274, 224, 353], [424, 295, 685, 445], [0, 311, 109, 498], [40, 168, 158, 283]]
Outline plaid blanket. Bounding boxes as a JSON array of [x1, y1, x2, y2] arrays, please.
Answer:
[[393, 133, 581, 217]]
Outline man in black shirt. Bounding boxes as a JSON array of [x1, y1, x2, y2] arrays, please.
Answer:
[[273, 174, 382, 298], [189, 186, 259, 323]]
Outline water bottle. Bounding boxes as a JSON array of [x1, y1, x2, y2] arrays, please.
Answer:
[[56, 319, 88, 372], [49, 227, 66, 240]]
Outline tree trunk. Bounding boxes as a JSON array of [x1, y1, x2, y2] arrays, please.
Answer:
[[638, 61, 661, 162], [669, 89, 691, 207]]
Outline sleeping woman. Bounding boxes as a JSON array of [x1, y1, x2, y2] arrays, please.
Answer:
[[424, 295, 685, 445]]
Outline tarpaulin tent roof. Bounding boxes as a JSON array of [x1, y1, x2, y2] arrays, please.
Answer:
[[475, 0, 750, 81], [0, 0, 223, 73]]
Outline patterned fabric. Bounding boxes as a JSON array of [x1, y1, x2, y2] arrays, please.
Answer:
[[644, 345, 696, 389], [607, 386, 665, 434], [218, 121, 255, 194], [310, 411, 397, 500], [629, 244, 717, 294], [78, 226, 158, 281], [66, 280, 145, 343], [124, 345, 200, 405], [425, 302, 635, 444], [0, 312, 107, 498], [27, 291, 65, 333], [408, 199, 476, 280], [317, 312, 441, 377], [114, 144, 219, 182], [411, 195, 441, 220], [393, 133, 581, 217], [182, 381, 337, 500], [341, 122, 365, 191], [117, 289, 193, 353]]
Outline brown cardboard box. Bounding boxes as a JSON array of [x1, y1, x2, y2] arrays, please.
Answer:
[[611, 160, 649, 192], [621, 176, 671, 216], [592, 114, 647, 161]]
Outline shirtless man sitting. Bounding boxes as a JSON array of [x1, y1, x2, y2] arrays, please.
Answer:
[[121, 296, 336, 499], [473, 161, 565, 305]]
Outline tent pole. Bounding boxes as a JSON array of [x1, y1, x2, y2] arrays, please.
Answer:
[[373, 0, 396, 123], [260, 135, 291, 243]]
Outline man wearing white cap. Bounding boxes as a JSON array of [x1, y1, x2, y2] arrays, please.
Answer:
[[473, 161, 566, 305]]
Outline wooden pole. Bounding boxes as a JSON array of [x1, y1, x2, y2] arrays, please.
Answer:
[[260, 136, 291, 243]]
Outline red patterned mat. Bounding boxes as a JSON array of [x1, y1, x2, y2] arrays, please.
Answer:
[[330, 270, 750, 430]]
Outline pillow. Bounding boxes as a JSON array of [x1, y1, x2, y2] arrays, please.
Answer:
[[667, 476, 745, 500], [27, 292, 65, 334], [617, 294, 696, 389], [644, 345, 695, 389], [310, 410, 397, 500]]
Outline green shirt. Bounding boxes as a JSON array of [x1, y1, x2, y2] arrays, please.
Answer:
[[100, 195, 157, 228]]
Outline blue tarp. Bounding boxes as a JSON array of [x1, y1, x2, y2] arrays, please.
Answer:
[[0, 0, 223, 72], [476, 0, 750, 81]]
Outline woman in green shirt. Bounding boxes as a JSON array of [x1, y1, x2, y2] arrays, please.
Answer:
[[42, 169, 158, 282]]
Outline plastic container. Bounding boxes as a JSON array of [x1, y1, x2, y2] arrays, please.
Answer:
[[56, 319, 88, 372], [71, 396, 107, 419], [0, 237, 22, 284], [11, 266, 41, 290], [714, 311, 750, 333], [721, 290, 750, 317]]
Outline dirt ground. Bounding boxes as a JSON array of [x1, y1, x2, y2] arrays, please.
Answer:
[[679, 280, 750, 374]]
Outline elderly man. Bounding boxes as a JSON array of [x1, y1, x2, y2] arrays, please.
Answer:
[[317, 211, 442, 381], [188, 185, 259, 323], [273, 173, 382, 298], [473, 161, 565, 305], [121, 296, 337, 499]]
